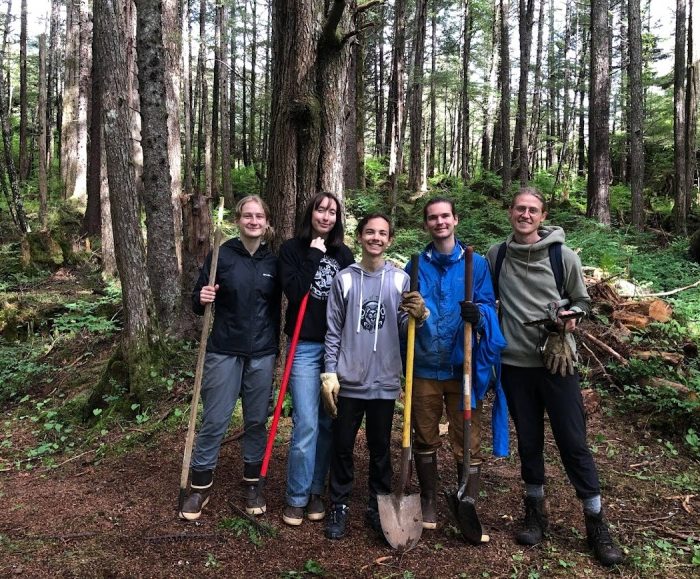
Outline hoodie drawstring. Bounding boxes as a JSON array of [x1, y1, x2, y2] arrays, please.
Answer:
[[355, 267, 385, 353]]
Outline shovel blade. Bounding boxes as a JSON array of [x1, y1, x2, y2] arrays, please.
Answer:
[[444, 488, 483, 545], [377, 492, 423, 550]]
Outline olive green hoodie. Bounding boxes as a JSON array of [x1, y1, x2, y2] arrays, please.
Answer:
[[486, 226, 590, 367]]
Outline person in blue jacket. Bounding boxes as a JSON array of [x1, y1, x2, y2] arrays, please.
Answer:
[[402, 197, 507, 531]]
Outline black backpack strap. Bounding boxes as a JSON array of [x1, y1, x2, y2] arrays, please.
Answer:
[[549, 242, 564, 298], [493, 242, 507, 300]]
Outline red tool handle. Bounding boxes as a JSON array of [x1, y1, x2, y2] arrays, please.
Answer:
[[260, 292, 310, 478]]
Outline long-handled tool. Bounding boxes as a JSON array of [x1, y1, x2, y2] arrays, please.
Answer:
[[252, 291, 310, 504], [445, 245, 486, 544], [178, 198, 225, 515], [378, 254, 423, 550]]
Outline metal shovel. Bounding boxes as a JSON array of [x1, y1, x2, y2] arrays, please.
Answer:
[[444, 245, 485, 544], [378, 254, 423, 550]]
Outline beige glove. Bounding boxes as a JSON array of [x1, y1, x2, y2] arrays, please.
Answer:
[[320, 372, 340, 418], [542, 332, 576, 376], [399, 291, 430, 322]]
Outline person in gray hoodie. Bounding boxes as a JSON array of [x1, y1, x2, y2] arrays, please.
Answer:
[[320, 213, 428, 540], [486, 188, 622, 567]]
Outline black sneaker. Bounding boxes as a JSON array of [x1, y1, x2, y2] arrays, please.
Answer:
[[325, 504, 349, 539], [282, 504, 304, 526], [245, 483, 266, 515], [365, 507, 382, 535], [585, 511, 624, 567], [516, 496, 548, 546], [179, 489, 210, 521]]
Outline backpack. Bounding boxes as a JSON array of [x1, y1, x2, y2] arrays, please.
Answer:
[[493, 241, 564, 300]]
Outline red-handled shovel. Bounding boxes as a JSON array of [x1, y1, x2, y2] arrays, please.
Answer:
[[252, 291, 311, 505]]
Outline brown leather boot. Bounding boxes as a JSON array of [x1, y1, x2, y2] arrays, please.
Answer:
[[415, 452, 438, 529]]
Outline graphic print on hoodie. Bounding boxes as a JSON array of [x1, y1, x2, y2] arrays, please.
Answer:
[[324, 262, 410, 401]]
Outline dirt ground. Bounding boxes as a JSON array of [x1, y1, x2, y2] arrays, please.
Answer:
[[2, 387, 699, 579]]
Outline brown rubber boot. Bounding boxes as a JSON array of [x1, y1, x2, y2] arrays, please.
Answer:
[[414, 452, 438, 529], [179, 469, 213, 521]]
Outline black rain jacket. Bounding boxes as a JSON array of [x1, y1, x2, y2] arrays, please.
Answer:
[[192, 238, 281, 357]]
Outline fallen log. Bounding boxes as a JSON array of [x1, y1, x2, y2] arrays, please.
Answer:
[[633, 351, 684, 365], [639, 377, 698, 402], [580, 330, 629, 366]]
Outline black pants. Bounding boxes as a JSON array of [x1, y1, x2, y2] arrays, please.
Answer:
[[501, 365, 600, 499], [328, 396, 395, 510]]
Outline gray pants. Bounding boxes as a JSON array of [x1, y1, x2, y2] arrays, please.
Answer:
[[191, 352, 275, 472]]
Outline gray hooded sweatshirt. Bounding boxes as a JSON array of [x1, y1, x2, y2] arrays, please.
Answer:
[[486, 226, 590, 367], [324, 262, 410, 400]]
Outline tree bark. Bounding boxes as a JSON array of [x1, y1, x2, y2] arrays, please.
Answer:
[[136, 0, 181, 333], [514, 0, 534, 186], [183, 0, 193, 196], [587, 0, 611, 224], [628, 0, 644, 227], [19, 0, 28, 181], [684, 0, 697, 220], [219, 2, 232, 205], [408, 0, 427, 193], [528, 0, 544, 176], [94, 0, 159, 396], [481, 0, 498, 171], [84, 12, 103, 236], [673, 0, 687, 234], [499, 0, 511, 195], [38, 33, 48, 230], [429, 2, 436, 177], [460, 0, 472, 181]]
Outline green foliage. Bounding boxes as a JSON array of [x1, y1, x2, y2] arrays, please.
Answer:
[[0, 338, 51, 403], [51, 299, 120, 337], [231, 166, 261, 198], [218, 516, 276, 545]]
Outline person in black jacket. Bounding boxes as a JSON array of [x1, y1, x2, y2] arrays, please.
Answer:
[[179, 195, 281, 521], [278, 192, 354, 527]]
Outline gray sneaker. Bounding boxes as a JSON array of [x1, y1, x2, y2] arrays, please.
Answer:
[[307, 494, 326, 521]]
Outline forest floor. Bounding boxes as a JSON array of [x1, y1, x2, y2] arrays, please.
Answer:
[[2, 269, 700, 578]]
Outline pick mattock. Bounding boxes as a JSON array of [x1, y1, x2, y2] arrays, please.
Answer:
[[444, 245, 488, 544], [377, 253, 423, 550], [251, 291, 311, 505], [178, 198, 225, 516]]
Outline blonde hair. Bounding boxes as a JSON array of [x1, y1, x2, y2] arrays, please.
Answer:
[[234, 195, 275, 243]]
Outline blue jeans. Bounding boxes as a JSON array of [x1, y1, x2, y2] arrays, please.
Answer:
[[285, 341, 333, 507]]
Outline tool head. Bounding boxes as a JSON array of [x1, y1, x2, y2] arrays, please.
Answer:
[[377, 492, 423, 550]]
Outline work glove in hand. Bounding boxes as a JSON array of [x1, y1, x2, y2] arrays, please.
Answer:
[[542, 332, 575, 376], [320, 372, 340, 418], [400, 291, 429, 322], [459, 301, 481, 326]]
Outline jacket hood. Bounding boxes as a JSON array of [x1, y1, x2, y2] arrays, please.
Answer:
[[504, 226, 566, 255], [423, 239, 466, 266]]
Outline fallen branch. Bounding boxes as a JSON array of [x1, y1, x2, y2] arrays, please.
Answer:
[[144, 533, 222, 543], [581, 342, 621, 391], [645, 279, 700, 297], [580, 331, 629, 366]]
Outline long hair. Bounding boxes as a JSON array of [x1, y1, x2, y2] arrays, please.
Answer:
[[234, 195, 275, 243], [296, 192, 345, 248]]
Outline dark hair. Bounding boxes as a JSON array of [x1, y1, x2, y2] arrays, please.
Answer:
[[356, 212, 394, 237], [423, 196, 458, 222], [296, 192, 345, 247], [511, 187, 548, 213]]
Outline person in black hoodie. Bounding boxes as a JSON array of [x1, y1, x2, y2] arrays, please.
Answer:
[[179, 195, 281, 521], [278, 192, 354, 527]]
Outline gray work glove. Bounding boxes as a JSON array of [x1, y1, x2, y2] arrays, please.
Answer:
[[542, 332, 576, 376], [399, 291, 430, 322], [320, 372, 340, 418]]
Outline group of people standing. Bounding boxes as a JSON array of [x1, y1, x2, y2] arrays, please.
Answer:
[[178, 188, 623, 568]]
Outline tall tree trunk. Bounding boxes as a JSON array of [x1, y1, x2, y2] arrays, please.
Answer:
[[514, 0, 534, 186], [499, 0, 511, 195], [183, 0, 193, 195], [545, 0, 555, 168], [229, 0, 237, 167], [528, 0, 544, 176], [19, 0, 28, 181], [429, 1, 436, 177], [375, 4, 385, 156], [481, 0, 498, 171], [250, 0, 257, 167], [211, 0, 221, 197], [618, 0, 629, 185], [408, 0, 427, 193], [61, 0, 79, 199], [460, 0, 472, 182], [47, 0, 61, 170], [629, 0, 644, 227], [577, 27, 588, 177], [685, 0, 697, 218], [673, 0, 688, 234], [94, 0, 159, 396], [241, 0, 249, 166], [136, 0, 181, 333], [386, 0, 407, 218], [38, 33, 48, 230], [84, 11, 103, 236], [587, 0, 612, 224], [219, 2, 232, 205]]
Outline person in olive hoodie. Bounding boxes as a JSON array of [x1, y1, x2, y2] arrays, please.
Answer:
[[486, 188, 623, 567], [278, 192, 354, 527], [179, 195, 281, 522]]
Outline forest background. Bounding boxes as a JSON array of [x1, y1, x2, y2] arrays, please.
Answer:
[[1, 0, 700, 576]]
